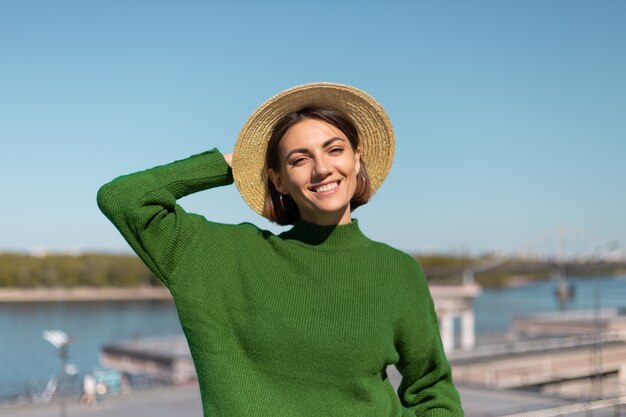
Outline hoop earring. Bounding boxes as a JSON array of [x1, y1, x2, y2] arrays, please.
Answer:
[[279, 194, 292, 211], [356, 170, 365, 184]]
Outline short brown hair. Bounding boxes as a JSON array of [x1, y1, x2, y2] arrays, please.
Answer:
[[263, 106, 371, 225]]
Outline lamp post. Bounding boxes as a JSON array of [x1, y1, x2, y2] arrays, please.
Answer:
[[42, 330, 69, 417]]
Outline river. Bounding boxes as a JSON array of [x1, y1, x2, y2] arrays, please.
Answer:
[[1, 274, 625, 397]]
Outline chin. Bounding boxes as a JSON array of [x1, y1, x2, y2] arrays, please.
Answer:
[[308, 205, 351, 221]]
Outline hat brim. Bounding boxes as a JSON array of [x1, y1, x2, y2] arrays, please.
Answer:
[[232, 82, 395, 218]]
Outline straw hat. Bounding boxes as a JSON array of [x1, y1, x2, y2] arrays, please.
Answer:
[[232, 82, 395, 217]]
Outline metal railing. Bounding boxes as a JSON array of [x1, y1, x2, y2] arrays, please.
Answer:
[[448, 331, 626, 363], [501, 396, 626, 417]]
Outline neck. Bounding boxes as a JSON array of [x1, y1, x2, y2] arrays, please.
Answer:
[[280, 218, 371, 250]]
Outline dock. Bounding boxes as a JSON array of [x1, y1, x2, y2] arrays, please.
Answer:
[[100, 337, 195, 384]]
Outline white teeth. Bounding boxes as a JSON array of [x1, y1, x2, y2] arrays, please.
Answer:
[[314, 182, 338, 192]]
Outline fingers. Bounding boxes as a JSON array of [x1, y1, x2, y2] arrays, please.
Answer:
[[223, 152, 233, 167]]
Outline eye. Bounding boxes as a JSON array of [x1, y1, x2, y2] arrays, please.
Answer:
[[329, 146, 344, 155], [290, 156, 307, 166]]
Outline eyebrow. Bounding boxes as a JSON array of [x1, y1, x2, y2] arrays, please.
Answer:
[[286, 137, 345, 160]]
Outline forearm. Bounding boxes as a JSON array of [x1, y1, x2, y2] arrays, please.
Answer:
[[396, 266, 464, 416], [398, 350, 462, 416], [98, 149, 232, 204]]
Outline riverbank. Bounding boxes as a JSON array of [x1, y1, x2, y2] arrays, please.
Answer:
[[3, 270, 626, 303], [0, 287, 171, 302]]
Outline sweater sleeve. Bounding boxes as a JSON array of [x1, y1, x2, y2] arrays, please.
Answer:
[[96, 148, 233, 287], [395, 264, 464, 417]]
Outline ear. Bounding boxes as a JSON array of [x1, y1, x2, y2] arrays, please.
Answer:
[[354, 148, 361, 175], [267, 168, 288, 194]]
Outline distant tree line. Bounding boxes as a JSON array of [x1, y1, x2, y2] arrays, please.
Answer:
[[0, 252, 624, 289], [416, 254, 626, 287], [0, 253, 160, 288]]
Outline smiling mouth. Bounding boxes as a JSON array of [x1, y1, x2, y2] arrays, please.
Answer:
[[312, 181, 339, 193]]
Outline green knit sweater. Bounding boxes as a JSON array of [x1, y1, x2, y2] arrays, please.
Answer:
[[97, 149, 463, 417]]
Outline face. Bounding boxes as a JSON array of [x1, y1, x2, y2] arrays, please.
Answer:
[[268, 118, 361, 225]]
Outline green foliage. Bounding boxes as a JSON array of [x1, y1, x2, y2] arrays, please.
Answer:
[[0, 253, 160, 288], [414, 254, 476, 268], [413, 254, 626, 288], [472, 271, 549, 288]]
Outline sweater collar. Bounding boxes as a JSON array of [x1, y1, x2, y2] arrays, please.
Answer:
[[279, 218, 371, 250]]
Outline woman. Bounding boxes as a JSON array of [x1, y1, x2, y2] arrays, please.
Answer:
[[97, 82, 464, 416]]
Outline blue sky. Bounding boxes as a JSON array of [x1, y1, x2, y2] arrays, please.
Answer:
[[1, 1, 624, 258]]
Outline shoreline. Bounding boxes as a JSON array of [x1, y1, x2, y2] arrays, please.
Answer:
[[2, 272, 625, 302], [0, 287, 172, 302]]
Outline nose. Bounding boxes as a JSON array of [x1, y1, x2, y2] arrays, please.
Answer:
[[312, 155, 331, 179]]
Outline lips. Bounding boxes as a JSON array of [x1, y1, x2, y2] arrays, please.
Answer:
[[311, 181, 339, 193]]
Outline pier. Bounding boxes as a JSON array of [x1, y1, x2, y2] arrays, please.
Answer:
[[450, 333, 626, 390], [449, 309, 626, 394], [100, 337, 195, 385]]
